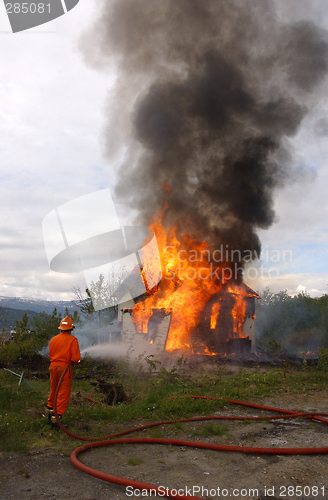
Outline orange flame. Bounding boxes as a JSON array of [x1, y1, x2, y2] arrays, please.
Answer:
[[131, 204, 251, 352], [210, 302, 221, 329], [227, 284, 248, 338]]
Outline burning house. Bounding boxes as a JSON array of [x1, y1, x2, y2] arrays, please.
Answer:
[[119, 283, 259, 355], [107, 276, 259, 356], [190, 283, 259, 355], [82, 0, 328, 357], [121, 307, 171, 351]]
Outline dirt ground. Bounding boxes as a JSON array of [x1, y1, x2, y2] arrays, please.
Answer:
[[1, 390, 328, 500]]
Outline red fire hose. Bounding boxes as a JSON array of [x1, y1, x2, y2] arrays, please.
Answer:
[[54, 362, 328, 500]]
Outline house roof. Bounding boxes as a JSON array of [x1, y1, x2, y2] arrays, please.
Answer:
[[242, 283, 260, 298]]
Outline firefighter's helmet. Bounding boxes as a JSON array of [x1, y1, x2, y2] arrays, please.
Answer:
[[58, 316, 74, 331]]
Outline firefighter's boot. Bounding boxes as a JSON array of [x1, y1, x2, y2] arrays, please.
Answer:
[[46, 407, 53, 425], [51, 413, 62, 430]]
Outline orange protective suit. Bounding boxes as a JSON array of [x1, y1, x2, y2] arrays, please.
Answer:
[[47, 331, 80, 416]]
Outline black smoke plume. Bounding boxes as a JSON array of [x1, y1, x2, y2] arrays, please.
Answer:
[[81, 0, 328, 262]]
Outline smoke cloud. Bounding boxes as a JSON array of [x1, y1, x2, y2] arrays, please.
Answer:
[[80, 0, 328, 261]]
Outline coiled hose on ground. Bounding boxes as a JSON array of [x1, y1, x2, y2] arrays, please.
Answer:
[[53, 362, 328, 500]]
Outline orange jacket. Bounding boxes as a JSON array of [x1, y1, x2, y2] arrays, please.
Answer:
[[49, 331, 80, 365]]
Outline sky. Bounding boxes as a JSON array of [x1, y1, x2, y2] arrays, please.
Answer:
[[0, 0, 327, 303]]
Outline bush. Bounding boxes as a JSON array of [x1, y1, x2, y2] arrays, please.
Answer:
[[0, 342, 20, 363], [318, 347, 328, 372]]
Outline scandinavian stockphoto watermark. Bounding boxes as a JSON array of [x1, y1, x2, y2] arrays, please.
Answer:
[[163, 245, 293, 283], [42, 189, 162, 311], [3, 0, 79, 33]]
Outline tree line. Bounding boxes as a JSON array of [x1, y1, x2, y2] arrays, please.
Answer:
[[256, 288, 328, 354]]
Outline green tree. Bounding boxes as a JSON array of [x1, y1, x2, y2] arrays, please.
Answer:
[[72, 276, 118, 326], [64, 307, 81, 325], [15, 312, 30, 338], [257, 289, 328, 353], [72, 285, 94, 316], [0, 307, 9, 331], [30, 308, 62, 345]]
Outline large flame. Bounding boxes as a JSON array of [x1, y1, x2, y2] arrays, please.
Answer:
[[132, 202, 250, 352], [227, 284, 248, 338]]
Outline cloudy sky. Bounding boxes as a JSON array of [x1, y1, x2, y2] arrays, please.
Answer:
[[0, 0, 327, 303]]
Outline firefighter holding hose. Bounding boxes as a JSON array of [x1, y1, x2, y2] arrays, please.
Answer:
[[46, 316, 80, 429]]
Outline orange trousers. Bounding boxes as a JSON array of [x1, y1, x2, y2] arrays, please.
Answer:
[[47, 362, 72, 416]]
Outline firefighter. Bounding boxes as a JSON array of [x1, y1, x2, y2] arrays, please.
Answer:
[[46, 316, 80, 429]]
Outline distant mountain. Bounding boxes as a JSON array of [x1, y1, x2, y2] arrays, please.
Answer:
[[0, 296, 77, 315], [0, 307, 37, 330]]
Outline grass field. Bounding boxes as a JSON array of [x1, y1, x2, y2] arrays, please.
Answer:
[[1, 354, 327, 454]]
